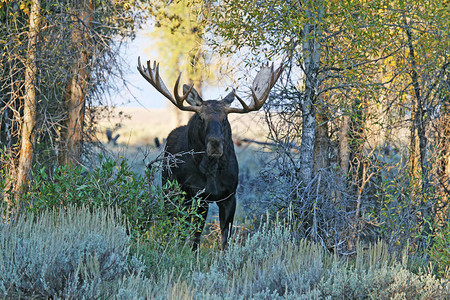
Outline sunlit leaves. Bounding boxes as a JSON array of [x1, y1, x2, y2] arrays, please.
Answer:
[[148, 0, 213, 87], [209, 0, 305, 58]]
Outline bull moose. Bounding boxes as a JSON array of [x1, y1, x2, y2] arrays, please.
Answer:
[[137, 57, 283, 250]]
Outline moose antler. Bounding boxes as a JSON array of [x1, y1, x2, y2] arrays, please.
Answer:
[[225, 63, 284, 114], [137, 57, 200, 112]]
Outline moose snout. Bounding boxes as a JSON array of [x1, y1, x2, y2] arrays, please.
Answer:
[[207, 136, 224, 157]]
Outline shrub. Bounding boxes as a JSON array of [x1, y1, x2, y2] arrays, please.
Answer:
[[22, 157, 155, 237], [1, 206, 447, 299], [428, 221, 450, 278], [192, 221, 324, 298], [319, 242, 449, 299], [0, 206, 145, 298], [14, 157, 200, 243], [189, 218, 450, 299]]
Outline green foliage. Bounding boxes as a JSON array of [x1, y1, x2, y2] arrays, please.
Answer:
[[146, 178, 203, 246], [21, 157, 152, 236], [9, 156, 201, 243], [428, 222, 450, 278], [370, 162, 421, 241], [367, 155, 447, 254], [133, 233, 216, 285], [148, 0, 211, 87]]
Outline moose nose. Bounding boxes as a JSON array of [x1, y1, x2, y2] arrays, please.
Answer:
[[207, 136, 224, 157]]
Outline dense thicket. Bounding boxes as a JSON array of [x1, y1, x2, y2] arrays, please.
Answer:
[[0, 0, 145, 212], [206, 0, 449, 256]]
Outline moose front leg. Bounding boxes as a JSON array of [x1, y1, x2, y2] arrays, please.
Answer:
[[217, 195, 236, 250]]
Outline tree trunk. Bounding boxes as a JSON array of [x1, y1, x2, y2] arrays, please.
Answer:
[[404, 15, 429, 191], [13, 0, 41, 211], [409, 96, 420, 180], [314, 110, 330, 172], [59, 0, 93, 165], [299, 87, 316, 184], [338, 114, 350, 176], [403, 15, 433, 243], [436, 105, 450, 223], [299, 5, 322, 184]]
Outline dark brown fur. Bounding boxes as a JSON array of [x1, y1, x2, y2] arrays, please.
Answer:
[[162, 88, 238, 250], [138, 59, 282, 250]]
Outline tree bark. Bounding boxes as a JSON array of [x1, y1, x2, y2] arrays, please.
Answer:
[[404, 16, 429, 191], [338, 114, 350, 176], [314, 110, 330, 172], [299, 4, 323, 184], [436, 105, 450, 222], [403, 15, 433, 243], [13, 0, 41, 210], [59, 0, 93, 165], [409, 95, 420, 180], [299, 95, 316, 184]]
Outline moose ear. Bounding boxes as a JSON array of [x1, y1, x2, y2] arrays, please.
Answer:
[[183, 84, 203, 106], [222, 91, 235, 107]]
